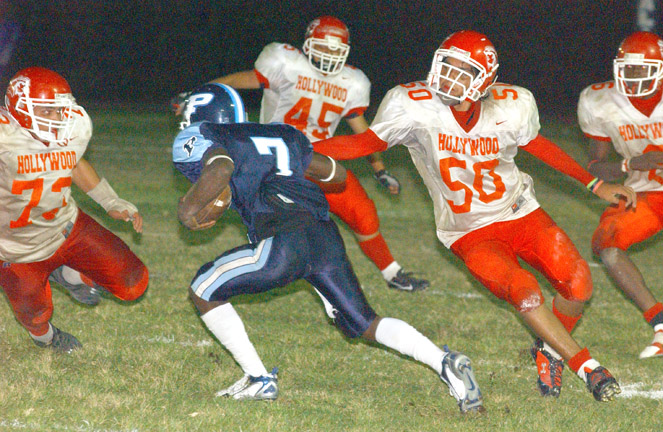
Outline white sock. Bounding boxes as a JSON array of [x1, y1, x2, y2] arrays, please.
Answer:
[[381, 262, 401, 281], [374, 317, 445, 375], [30, 323, 54, 344], [576, 358, 601, 381], [654, 323, 663, 333], [61, 266, 86, 285], [201, 303, 267, 377]]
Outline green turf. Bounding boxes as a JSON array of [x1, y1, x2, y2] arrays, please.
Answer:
[[0, 108, 661, 432]]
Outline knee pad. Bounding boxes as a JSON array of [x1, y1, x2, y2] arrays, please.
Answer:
[[19, 303, 52, 335], [558, 259, 592, 303], [348, 198, 379, 235], [508, 269, 544, 312], [331, 194, 380, 236], [119, 265, 149, 301], [327, 172, 380, 236]]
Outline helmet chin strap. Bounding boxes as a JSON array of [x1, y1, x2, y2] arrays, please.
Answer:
[[32, 129, 58, 144], [439, 94, 460, 106]]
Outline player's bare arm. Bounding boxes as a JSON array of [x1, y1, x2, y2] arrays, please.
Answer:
[[71, 158, 101, 192], [587, 139, 627, 181], [72, 159, 143, 233], [588, 139, 663, 183], [346, 115, 400, 194], [305, 152, 347, 184], [585, 140, 639, 206], [178, 148, 234, 231], [209, 70, 261, 90], [627, 151, 663, 171]]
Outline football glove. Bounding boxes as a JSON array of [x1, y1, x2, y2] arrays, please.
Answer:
[[374, 169, 401, 194]]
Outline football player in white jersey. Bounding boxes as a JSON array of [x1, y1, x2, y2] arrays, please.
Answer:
[[0, 67, 149, 353], [315, 30, 638, 402], [579, 31, 663, 359], [195, 16, 429, 292]]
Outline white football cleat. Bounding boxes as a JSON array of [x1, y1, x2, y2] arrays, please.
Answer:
[[439, 349, 485, 413], [639, 329, 663, 359], [216, 367, 279, 401]]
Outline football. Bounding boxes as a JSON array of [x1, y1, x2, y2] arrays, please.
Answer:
[[192, 185, 232, 230]]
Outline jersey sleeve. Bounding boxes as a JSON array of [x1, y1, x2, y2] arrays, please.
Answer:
[[254, 42, 298, 90], [514, 86, 540, 147], [172, 123, 214, 163], [172, 122, 216, 183], [369, 86, 415, 148], [69, 106, 93, 151], [343, 67, 371, 118], [577, 85, 610, 140]]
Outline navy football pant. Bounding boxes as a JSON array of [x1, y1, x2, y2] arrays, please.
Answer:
[[190, 219, 377, 338]]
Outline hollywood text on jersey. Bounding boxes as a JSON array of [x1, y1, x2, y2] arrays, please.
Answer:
[[295, 75, 348, 102], [438, 133, 500, 156], [16, 150, 77, 174], [618, 122, 663, 142]]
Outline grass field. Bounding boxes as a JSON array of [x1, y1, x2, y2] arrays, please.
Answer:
[[0, 107, 661, 432]]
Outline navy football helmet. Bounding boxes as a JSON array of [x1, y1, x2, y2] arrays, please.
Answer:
[[180, 83, 247, 129]]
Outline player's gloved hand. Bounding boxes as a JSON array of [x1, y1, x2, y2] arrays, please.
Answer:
[[374, 169, 400, 195], [170, 91, 191, 115]]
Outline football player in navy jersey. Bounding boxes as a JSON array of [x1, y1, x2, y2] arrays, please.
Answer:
[[173, 16, 429, 293], [172, 83, 485, 413]]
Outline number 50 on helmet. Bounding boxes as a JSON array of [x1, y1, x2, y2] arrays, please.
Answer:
[[5, 67, 77, 144]]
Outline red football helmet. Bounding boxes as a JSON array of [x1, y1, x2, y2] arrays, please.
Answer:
[[5, 67, 76, 143], [302, 16, 350, 75], [427, 30, 499, 103], [613, 31, 663, 97]]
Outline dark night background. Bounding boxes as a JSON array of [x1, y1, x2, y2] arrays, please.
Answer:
[[3, 1, 661, 118]]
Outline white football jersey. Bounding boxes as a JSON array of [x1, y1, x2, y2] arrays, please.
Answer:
[[578, 81, 663, 192], [370, 81, 541, 247], [254, 42, 370, 142], [0, 106, 91, 262]]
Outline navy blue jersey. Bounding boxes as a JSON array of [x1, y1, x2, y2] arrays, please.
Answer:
[[173, 121, 329, 242]]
